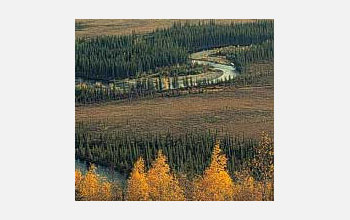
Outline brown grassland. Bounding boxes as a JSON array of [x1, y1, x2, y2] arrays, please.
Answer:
[[75, 19, 261, 38], [76, 85, 273, 138]]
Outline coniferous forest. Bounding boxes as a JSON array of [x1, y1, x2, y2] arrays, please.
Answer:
[[76, 20, 273, 80], [75, 19, 274, 201], [76, 123, 259, 177]]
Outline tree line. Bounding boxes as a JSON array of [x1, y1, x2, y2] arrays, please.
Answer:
[[76, 20, 273, 81], [75, 123, 267, 179], [217, 40, 274, 73], [75, 132, 273, 201]]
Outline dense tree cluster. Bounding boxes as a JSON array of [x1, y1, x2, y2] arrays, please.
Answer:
[[156, 20, 273, 52], [75, 124, 261, 178], [75, 20, 273, 80], [222, 40, 274, 73], [76, 35, 187, 80]]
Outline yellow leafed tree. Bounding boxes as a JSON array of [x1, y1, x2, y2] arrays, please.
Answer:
[[75, 170, 83, 200], [193, 143, 234, 201], [126, 157, 149, 201], [79, 165, 100, 200], [147, 151, 185, 201], [75, 170, 83, 188], [75, 164, 113, 201]]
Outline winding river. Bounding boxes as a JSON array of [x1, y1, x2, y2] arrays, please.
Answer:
[[76, 50, 238, 91], [75, 50, 238, 180], [192, 60, 237, 83]]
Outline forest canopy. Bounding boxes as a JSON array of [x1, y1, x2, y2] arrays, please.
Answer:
[[75, 20, 273, 80]]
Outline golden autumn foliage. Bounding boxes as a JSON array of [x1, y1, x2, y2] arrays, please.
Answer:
[[126, 157, 149, 201], [192, 143, 234, 201], [146, 151, 185, 201], [126, 152, 185, 201], [75, 164, 114, 201], [75, 133, 274, 201], [75, 170, 83, 200], [75, 170, 83, 187]]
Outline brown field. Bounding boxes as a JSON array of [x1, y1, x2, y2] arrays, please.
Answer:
[[76, 86, 273, 139], [75, 19, 262, 38]]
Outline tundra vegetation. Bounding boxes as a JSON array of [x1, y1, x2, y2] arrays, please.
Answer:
[[75, 19, 274, 201]]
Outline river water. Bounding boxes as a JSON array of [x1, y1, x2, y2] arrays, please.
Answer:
[[192, 60, 237, 83], [75, 159, 127, 184], [76, 59, 238, 91]]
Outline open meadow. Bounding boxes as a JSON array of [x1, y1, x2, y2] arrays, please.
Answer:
[[76, 86, 273, 138]]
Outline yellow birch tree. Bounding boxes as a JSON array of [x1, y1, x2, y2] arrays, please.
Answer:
[[193, 143, 234, 201], [126, 157, 149, 201], [146, 151, 185, 201], [76, 164, 113, 201]]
